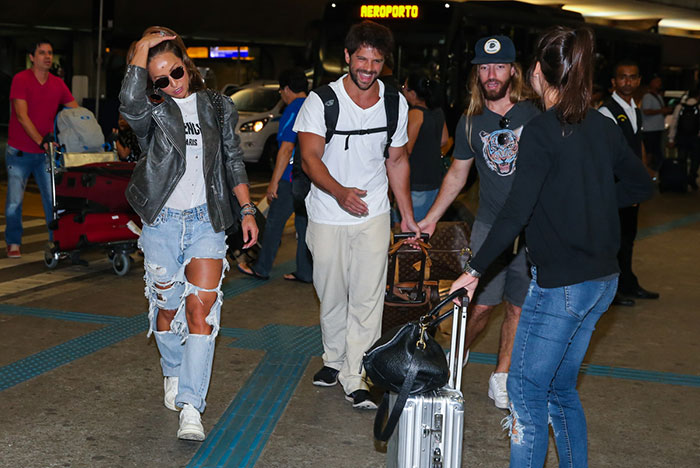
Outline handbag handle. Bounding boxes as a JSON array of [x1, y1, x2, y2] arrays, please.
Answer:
[[419, 287, 467, 328], [374, 353, 421, 441]]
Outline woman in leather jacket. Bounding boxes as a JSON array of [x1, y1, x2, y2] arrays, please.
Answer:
[[119, 26, 258, 442]]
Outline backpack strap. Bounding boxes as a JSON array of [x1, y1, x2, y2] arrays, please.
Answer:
[[312, 83, 400, 158], [312, 84, 338, 142], [383, 84, 399, 158]]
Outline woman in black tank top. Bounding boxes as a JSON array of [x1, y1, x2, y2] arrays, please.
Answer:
[[402, 72, 449, 221]]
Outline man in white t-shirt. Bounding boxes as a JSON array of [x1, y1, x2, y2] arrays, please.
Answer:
[[294, 21, 419, 409]]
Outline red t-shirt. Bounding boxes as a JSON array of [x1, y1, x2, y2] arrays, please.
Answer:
[[8, 69, 75, 153]]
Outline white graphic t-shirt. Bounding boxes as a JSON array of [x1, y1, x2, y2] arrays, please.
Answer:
[[166, 93, 207, 210]]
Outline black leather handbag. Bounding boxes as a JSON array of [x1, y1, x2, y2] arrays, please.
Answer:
[[363, 287, 468, 441]]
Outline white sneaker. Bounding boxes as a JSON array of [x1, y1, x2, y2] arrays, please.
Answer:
[[488, 372, 509, 409], [164, 376, 179, 411], [177, 404, 205, 441]]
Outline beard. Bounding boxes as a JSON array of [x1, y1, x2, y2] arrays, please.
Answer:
[[349, 67, 378, 91], [480, 76, 512, 101]]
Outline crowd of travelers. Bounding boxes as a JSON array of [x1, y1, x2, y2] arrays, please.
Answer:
[[8, 14, 698, 466]]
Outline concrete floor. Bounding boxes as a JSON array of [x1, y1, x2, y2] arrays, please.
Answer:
[[0, 184, 699, 468]]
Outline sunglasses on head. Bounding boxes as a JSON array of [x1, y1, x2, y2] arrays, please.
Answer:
[[153, 66, 185, 89]]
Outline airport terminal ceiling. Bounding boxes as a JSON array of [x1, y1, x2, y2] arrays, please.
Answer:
[[0, 0, 329, 44], [3, 0, 700, 41]]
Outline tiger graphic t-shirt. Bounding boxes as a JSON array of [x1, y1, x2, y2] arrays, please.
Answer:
[[453, 100, 540, 225], [166, 93, 207, 210]]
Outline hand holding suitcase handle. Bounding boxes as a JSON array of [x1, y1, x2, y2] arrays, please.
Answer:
[[393, 232, 430, 241]]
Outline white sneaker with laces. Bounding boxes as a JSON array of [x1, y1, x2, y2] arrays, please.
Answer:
[[177, 404, 205, 441], [488, 372, 509, 409], [164, 376, 179, 411]]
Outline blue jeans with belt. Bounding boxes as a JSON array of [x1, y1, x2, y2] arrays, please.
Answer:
[[4, 145, 54, 245], [507, 267, 617, 468]]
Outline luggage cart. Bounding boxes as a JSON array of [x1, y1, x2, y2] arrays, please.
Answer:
[[44, 141, 141, 276]]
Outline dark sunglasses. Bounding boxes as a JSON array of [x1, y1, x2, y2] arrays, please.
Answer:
[[153, 66, 185, 89]]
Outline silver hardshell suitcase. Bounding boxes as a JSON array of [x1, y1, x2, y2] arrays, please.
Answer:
[[386, 301, 468, 468]]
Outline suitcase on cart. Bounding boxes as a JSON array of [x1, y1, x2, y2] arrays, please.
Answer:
[[386, 300, 468, 468], [55, 161, 134, 213], [52, 212, 141, 252]]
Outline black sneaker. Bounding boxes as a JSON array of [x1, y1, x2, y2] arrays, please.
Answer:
[[312, 366, 339, 387], [345, 390, 377, 410]]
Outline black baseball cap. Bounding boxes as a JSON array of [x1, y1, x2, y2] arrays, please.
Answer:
[[471, 35, 516, 64]]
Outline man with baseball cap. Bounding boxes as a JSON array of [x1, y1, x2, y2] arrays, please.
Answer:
[[418, 35, 539, 409]]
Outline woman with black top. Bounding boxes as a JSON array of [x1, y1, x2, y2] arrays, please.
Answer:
[[450, 27, 652, 467], [120, 26, 258, 441], [401, 72, 449, 220]]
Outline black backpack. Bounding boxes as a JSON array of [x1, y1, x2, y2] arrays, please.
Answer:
[[292, 83, 400, 200], [677, 103, 700, 138]]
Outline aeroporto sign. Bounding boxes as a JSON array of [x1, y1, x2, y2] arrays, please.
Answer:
[[360, 4, 420, 19]]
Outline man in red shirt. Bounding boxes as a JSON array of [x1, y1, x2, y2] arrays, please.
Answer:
[[6, 39, 78, 258]]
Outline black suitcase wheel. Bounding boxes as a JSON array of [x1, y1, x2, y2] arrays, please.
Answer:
[[44, 249, 59, 269], [112, 252, 131, 276]]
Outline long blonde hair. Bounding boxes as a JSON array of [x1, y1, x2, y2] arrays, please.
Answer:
[[464, 62, 533, 150]]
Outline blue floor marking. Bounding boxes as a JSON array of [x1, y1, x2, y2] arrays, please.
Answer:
[[1, 221, 699, 467], [0, 304, 124, 324], [188, 326, 322, 468], [222, 260, 295, 299], [638, 211, 700, 240], [0, 313, 148, 392], [189, 353, 310, 468]]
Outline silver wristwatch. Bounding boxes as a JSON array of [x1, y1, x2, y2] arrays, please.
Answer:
[[463, 262, 482, 278]]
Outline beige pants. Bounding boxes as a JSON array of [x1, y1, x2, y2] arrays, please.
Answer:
[[306, 213, 390, 394]]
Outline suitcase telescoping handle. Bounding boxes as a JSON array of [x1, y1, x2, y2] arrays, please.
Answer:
[[448, 298, 468, 389], [416, 289, 469, 389]]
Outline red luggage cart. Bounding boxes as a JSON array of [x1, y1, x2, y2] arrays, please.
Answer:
[[44, 145, 141, 276]]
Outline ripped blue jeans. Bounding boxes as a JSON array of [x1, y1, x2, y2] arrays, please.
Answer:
[[506, 266, 617, 468], [139, 204, 228, 412]]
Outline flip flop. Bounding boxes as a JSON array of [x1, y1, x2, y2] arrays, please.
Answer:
[[283, 272, 312, 284], [236, 263, 269, 280]]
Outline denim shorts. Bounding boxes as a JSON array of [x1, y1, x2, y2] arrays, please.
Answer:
[[470, 220, 530, 307], [139, 204, 228, 340]]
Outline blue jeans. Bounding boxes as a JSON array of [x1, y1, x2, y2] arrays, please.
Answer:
[[507, 267, 617, 468], [4, 146, 54, 245], [410, 188, 439, 222], [139, 204, 228, 412], [254, 179, 312, 281]]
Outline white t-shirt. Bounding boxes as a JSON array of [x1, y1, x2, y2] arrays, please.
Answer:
[[166, 93, 207, 210], [293, 75, 408, 225]]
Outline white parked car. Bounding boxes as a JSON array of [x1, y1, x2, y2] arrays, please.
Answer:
[[229, 81, 283, 169]]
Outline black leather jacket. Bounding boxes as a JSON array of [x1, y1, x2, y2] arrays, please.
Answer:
[[119, 65, 248, 232]]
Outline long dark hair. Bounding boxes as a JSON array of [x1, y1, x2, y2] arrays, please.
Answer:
[[127, 26, 205, 94], [406, 71, 441, 109], [531, 26, 594, 124]]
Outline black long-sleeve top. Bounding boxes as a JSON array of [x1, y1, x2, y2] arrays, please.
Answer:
[[470, 108, 653, 288]]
